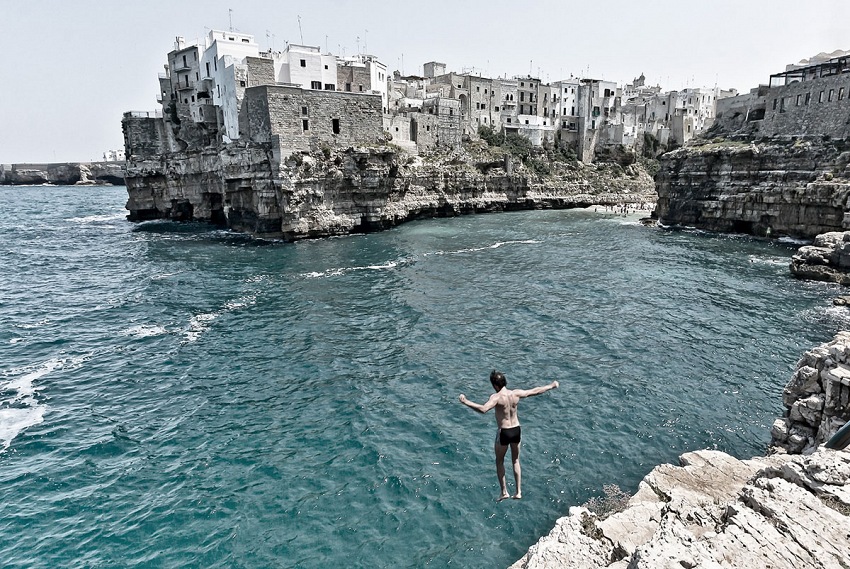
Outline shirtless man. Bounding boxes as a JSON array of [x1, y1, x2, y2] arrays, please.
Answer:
[[459, 370, 559, 501]]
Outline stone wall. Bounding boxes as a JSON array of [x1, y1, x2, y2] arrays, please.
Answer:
[[243, 85, 383, 156], [122, 115, 172, 159], [246, 56, 275, 87], [337, 62, 371, 94], [771, 331, 850, 454], [655, 138, 850, 239], [762, 75, 850, 138]]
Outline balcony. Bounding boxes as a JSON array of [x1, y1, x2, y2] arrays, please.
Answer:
[[175, 82, 195, 91]]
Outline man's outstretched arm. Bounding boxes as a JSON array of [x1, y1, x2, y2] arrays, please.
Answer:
[[459, 393, 498, 414], [514, 381, 559, 398]]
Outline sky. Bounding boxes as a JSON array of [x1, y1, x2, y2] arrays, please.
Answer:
[[2, 0, 849, 163]]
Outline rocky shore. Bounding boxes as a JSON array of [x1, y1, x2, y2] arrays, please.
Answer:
[[1, 162, 125, 186], [511, 331, 850, 569]]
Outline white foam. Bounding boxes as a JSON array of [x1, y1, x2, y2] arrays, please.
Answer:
[[0, 355, 89, 451], [66, 212, 126, 224], [301, 261, 401, 279], [747, 255, 790, 266], [184, 313, 217, 344], [123, 325, 168, 338], [430, 239, 541, 256], [14, 318, 50, 330], [778, 236, 811, 246]]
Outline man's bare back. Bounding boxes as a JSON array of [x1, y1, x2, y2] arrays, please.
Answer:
[[459, 370, 558, 500]]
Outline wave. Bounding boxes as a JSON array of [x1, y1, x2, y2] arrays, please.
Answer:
[[301, 261, 403, 279], [428, 239, 541, 256], [65, 212, 126, 224], [0, 354, 88, 451], [182, 293, 258, 344], [747, 255, 790, 266]]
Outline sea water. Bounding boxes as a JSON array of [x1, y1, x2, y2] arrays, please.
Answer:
[[0, 186, 845, 568]]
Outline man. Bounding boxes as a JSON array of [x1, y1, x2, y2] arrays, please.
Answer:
[[459, 370, 559, 501]]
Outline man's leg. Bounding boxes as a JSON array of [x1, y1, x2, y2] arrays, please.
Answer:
[[495, 438, 510, 501], [510, 442, 522, 499]]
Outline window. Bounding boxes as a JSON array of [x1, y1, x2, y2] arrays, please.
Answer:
[[302, 106, 308, 115], [359, 85, 363, 92], [302, 119, 309, 131], [772, 98, 778, 110], [819, 91, 825, 103], [324, 65, 328, 69], [206, 62, 210, 76], [494, 106, 499, 112], [324, 84, 335, 90], [242, 38, 249, 43], [449, 109, 453, 116], [300, 59, 307, 67], [525, 120, 529, 124], [484, 89, 488, 94], [214, 59, 217, 72], [520, 92, 525, 102], [829, 89, 835, 102], [191, 95, 195, 102], [840, 88, 845, 100], [182, 55, 187, 67], [805, 92, 811, 105], [796, 94, 802, 106], [507, 118, 512, 123], [240, 80, 246, 87], [311, 81, 322, 89], [779, 98, 786, 113], [345, 83, 351, 92], [426, 125, 430, 131], [476, 86, 480, 92]]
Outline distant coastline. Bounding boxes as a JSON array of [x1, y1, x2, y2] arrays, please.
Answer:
[[1, 162, 125, 186]]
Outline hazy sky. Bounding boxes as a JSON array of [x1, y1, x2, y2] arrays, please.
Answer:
[[3, 0, 848, 163]]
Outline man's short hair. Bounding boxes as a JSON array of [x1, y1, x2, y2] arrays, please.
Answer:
[[490, 369, 507, 389]]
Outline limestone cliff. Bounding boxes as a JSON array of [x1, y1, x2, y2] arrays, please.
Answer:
[[124, 143, 656, 239], [654, 137, 850, 239]]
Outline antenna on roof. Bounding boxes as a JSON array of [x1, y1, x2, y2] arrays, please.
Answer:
[[228, 8, 233, 32], [297, 15, 304, 44]]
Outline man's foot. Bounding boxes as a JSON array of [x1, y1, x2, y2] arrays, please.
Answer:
[[497, 493, 511, 502], [512, 493, 522, 500]]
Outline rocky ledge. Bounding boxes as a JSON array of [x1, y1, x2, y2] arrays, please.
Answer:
[[790, 231, 850, 284], [510, 448, 850, 568], [513, 331, 850, 568]]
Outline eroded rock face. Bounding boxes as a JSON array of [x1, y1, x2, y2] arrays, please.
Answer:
[[124, 144, 657, 239], [771, 331, 850, 453], [654, 139, 850, 239], [0, 162, 125, 186], [510, 449, 850, 569]]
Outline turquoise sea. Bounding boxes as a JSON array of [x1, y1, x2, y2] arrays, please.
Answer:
[[1, 185, 846, 568]]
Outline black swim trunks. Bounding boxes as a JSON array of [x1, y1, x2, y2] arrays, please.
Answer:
[[499, 426, 521, 446]]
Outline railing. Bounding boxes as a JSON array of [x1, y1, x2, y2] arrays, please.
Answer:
[[123, 110, 163, 119]]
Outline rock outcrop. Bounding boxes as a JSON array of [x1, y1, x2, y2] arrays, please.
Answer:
[[771, 331, 850, 454], [790, 231, 850, 284], [124, 144, 657, 240], [654, 137, 850, 239], [0, 162, 125, 186], [510, 448, 850, 569]]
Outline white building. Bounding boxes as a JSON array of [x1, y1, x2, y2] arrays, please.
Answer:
[[275, 44, 338, 90]]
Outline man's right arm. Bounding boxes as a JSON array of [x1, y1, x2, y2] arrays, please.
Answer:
[[459, 393, 498, 414]]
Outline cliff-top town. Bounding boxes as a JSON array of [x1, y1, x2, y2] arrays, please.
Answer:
[[124, 28, 850, 163]]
